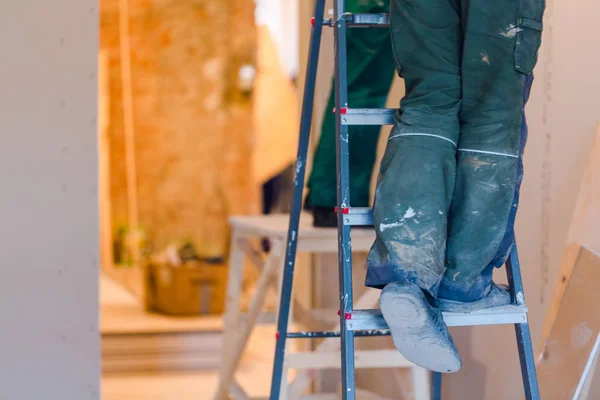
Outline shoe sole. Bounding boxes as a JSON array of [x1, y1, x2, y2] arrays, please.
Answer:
[[380, 288, 462, 373]]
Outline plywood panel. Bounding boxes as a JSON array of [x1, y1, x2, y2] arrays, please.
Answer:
[[536, 246, 600, 399], [539, 126, 600, 347], [100, 0, 259, 295]]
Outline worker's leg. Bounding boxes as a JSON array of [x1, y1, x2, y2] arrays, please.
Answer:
[[367, 0, 463, 373], [307, 0, 395, 210], [440, 0, 544, 302], [366, 0, 462, 296]]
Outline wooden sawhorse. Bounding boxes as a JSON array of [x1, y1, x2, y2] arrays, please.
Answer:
[[213, 213, 430, 400]]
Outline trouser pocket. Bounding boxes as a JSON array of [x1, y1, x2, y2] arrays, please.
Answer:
[[514, 0, 546, 74]]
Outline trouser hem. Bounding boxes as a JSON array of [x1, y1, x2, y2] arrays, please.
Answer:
[[365, 261, 443, 298]]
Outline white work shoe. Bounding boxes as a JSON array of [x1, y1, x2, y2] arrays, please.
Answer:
[[380, 282, 462, 373]]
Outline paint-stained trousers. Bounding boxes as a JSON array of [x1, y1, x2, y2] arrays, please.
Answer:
[[367, 0, 545, 301]]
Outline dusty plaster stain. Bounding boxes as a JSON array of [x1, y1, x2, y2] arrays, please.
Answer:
[[572, 322, 593, 348], [464, 157, 494, 170], [500, 24, 523, 38], [481, 52, 491, 65], [478, 181, 500, 191]]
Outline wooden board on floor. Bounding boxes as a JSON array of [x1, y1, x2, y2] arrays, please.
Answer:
[[536, 246, 600, 399]]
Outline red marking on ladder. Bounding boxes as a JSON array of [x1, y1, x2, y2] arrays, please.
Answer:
[[344, 313, 352, 320], [311, 17, 315, 27], [275, 332, 280, 340], [340, 107, 348, 114], [333, 207, 349, 214]]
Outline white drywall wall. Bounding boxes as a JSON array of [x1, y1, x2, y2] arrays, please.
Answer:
[[0, 1, 100, 398]]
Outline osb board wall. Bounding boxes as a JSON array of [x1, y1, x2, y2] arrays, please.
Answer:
[[100, 0, 258, 293]]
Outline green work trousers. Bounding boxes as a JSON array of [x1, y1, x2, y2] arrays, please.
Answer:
[[366, 0, 544, 301], [307, 0, 396, 208]]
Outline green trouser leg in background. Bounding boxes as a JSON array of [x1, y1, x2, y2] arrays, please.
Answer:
[[367, 0, 544, 301], [307, 0, 396, 208]]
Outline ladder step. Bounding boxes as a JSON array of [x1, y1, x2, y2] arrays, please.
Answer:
[[339, 207, 373, 226], [340, 108, 396, 125], [287, 330, 390, 339], [324, 13, 390, 28], [347, 305, 529, 331]]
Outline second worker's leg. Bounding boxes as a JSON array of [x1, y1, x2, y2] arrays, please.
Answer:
[[307, 0, 395, 220], [440, 0, 544, 303]]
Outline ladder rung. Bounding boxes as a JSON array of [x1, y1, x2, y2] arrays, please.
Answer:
[[324, 13, 390, 28], [341, 207, 373, 226], [346, 305, 529, 331], [341, 108, 396, 125]]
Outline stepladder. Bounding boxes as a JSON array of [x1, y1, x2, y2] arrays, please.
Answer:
[[269, 0, 541, 399]]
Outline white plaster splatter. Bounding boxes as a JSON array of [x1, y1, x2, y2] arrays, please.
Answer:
[[380, 221, 404, 232], [403, 207, 416, 219], [516, 291, 525, 305], [481, 52, 491, 65], [379, 207, 417, 232], [500, 24, 523, 38], [294, 159, 303, 185]]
